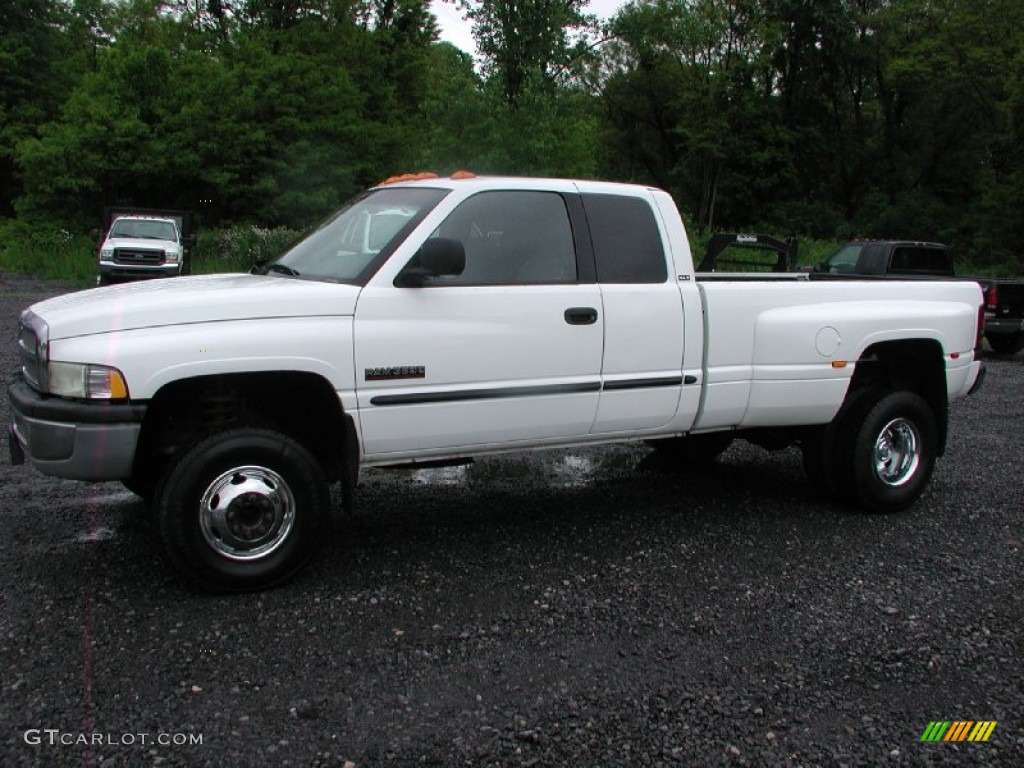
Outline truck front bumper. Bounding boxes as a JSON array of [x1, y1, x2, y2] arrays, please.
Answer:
[[98, 260, 181, 280], [7, 377, 146, 481]]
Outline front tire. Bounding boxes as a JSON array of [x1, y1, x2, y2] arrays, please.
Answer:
[[154, 427, 329, 592], [844, 391, 937, 513]]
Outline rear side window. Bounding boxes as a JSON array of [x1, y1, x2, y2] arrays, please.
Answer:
[[889, 246, 951, 274], [582, 194, 667, 284]]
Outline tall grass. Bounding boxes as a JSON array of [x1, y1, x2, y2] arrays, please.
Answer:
[[0, 222, 97, 285]]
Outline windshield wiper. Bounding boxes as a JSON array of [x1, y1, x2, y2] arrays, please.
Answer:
[[262, 263, 301, 277]]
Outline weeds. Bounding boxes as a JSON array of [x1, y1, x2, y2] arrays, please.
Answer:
[[190, 225, 302, 274], [0, 221, 96, 285]]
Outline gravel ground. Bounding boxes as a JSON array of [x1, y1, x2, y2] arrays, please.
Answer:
[[1, 273, 1022, 767]]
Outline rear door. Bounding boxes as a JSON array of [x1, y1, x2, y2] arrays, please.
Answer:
[[581, 192, 686, 434], [354, 189, 605, 458]]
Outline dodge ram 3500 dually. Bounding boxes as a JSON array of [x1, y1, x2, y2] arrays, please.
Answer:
[[8, 175, 986, 592]]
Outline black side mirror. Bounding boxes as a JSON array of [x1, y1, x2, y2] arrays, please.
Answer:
[[396, 238, 466, 287], [184, 233, 197, 248], [89, 228, 101, 243]]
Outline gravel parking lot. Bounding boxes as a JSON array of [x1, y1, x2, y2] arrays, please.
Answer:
[[1, 274, 1022, 767]]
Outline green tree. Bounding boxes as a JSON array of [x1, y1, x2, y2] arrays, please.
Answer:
[[459, 0, 594, 105], [0, 0, 83, 215]]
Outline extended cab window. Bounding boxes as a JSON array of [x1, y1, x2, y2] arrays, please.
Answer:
[[581, 194, 667, 283], [425, 191, 577, 285]]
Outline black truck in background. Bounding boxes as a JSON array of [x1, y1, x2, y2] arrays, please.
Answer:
[[809, 241, 1024, 355]]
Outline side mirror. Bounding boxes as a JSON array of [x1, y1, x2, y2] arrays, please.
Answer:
[[395, 238, 465, 287], [184, 233, 197, 248], [89, 228, 101, 243]]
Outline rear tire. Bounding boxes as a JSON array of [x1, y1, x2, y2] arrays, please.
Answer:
[[987, 332, 1024, 355], [841, 391, 937, 513], [154, 427, 329, 592], [802, 386, 883, 500], [646, 432, 734, 462]]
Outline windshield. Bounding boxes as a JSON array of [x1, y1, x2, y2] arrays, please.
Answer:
[[272, 187, 449, 283], [109, 219, 178, 241]]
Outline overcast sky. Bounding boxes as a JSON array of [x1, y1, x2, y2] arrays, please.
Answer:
[[431, 1, 629, 56]]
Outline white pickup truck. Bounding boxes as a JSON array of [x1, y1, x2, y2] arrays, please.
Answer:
[[8, 175, 985, 591], [97, 210, 194, 285]]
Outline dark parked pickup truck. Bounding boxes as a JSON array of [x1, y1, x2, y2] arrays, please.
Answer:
[[810, 240, 1024, 354]]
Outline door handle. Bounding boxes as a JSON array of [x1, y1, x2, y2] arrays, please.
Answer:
[[564, 307, 598, 325]]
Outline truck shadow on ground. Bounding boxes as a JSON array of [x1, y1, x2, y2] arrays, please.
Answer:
[[44, 442, 907, 598]]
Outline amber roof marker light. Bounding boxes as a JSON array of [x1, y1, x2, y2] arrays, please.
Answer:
[[376, 171, 476, 186]]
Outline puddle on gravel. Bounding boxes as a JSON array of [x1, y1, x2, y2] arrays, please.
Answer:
[[392, 446, 645, 490], [411, 465, 469, 486], [75, 527, 117, 543], [550, 454, 596, 488], [86, 491, 138, 505]]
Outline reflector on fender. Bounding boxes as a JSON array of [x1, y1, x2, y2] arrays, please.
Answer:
[[831, 361, 848, 369]]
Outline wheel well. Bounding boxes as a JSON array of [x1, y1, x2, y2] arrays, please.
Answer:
[[135, 372, 357, 485], [847, 339, 949, 453]]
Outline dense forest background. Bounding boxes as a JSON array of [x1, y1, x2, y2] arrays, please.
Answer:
[[2, 0, 1023, 272]]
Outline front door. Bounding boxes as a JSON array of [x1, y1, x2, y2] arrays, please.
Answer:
[[354, 190, 604, 459]]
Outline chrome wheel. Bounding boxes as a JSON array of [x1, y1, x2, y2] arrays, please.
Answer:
[[199, 465, 296, 561], [872, 418, 920, 487]]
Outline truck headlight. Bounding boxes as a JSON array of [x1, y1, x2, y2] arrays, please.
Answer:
[[18, 311, 49, 391], [48, 362, 129, 399], [100, 247, 114, 259], [165, 250, 179, 263]]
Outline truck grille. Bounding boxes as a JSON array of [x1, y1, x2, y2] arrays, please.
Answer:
[[17, 319, 44, 391], [113, 248, 164, 265]]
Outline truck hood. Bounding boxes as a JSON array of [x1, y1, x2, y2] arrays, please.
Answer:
[[104, 237, 179, 251], [31, 274, 362, 340]]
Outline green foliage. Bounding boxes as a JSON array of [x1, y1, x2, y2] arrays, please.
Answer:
[[190, 225, 303, 273], [0, 221, 97, 285], [1, 0, 1022, 279], [416, 70, 601, 178], [0, 0, 82, 216], [459, 0, 594, 105]]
